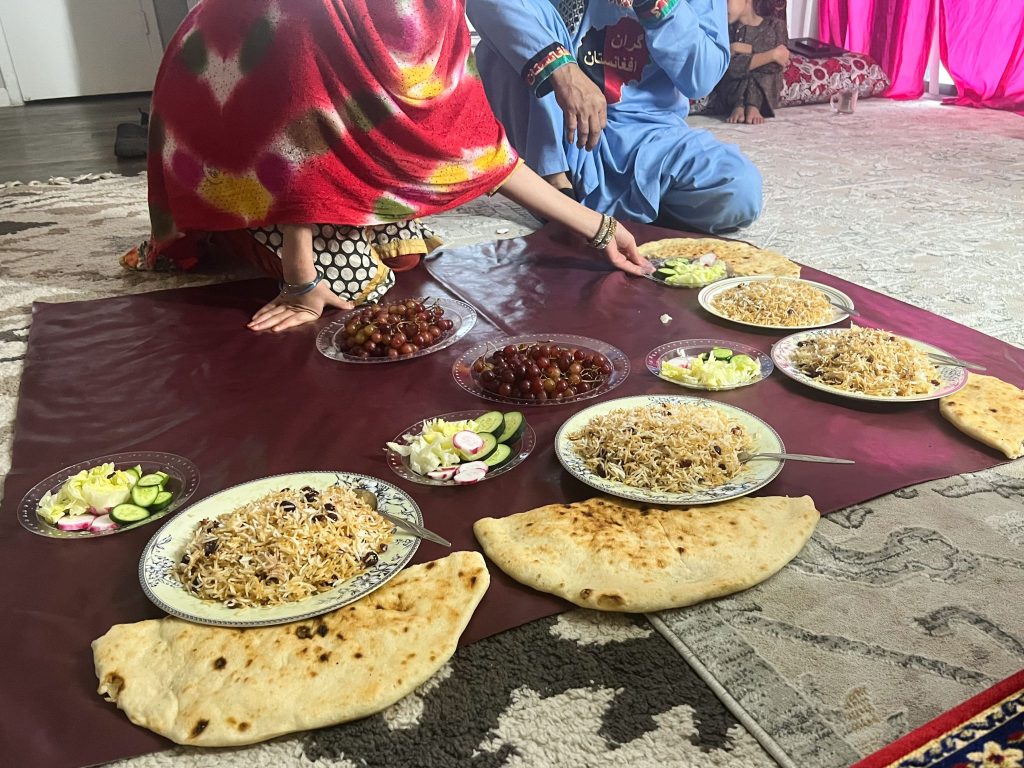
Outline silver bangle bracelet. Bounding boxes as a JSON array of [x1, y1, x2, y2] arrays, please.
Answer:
[[278, 271, 323, 296]]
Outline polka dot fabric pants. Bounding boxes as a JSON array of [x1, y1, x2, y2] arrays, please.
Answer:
[[249, 222, 432, 305]]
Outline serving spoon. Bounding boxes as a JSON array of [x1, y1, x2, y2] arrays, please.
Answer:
[[738, 451, 855, 465], [349, 486, 452, 547]]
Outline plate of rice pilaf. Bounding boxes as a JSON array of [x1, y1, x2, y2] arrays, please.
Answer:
[[555, 395, 785, 506], [698, 276, 854, 330], [772, 327, 968, 403], [139, 472, 421, 627]]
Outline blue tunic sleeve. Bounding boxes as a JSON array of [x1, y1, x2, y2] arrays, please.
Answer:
[[633, 0, 731, 99], [466, 0, 576, 97]]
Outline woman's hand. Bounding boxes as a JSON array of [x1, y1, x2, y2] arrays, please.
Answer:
[[603, 223, 654, 277], [731, 42, 753, 55], [248, 281, 354, 333], [496, 164, 654, 278]]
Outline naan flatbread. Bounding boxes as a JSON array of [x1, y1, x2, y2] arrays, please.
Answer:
[[474, 496, 818, 612], [940, 373, 1024, 459], [639, 237, 800, 278], [93, 552, 489, 747]]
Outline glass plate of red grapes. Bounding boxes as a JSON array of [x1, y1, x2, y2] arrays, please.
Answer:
[[316, 297, 477, 363], [452, 334, 629, 406]]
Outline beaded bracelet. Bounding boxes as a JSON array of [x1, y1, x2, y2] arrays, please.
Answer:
[[278, 271, 323, 296], [589, 214, 610, 248], [599, 218, 618, 249], [589, 214, 618, 250]]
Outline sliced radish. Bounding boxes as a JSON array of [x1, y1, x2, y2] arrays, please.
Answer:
[[88, 506, 112, 516], [427, 467, 459, 481], [454, 462, 489, 484], [697, 253, 718, 267], [89, 515, 118, 533], [57, 514, 96, 531], [453, 467, 488, 485], [452, 430, 484, 455]]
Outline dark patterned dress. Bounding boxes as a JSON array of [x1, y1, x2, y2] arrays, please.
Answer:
[[249, 222, 442, 304], [714, 17, 788, 117]]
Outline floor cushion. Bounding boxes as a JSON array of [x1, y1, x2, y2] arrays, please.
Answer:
[[691, 51, 891, 115], [780, 51, 891, 106]]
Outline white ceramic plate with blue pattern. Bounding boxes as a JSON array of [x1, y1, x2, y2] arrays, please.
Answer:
[[554, 395, 784, 506], [698, 276, 854, 330], [772, 329, 968, 403], [139, 472, 421, 627]]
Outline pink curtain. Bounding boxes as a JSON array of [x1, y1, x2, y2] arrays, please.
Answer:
[[940, 0, 1024, 114], [819, 0, 937, 99]]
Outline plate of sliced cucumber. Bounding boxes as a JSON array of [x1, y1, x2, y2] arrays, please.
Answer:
[[645, 254, 733, 289], [18, 451, 200, 539], [385, 410, 535, 486]]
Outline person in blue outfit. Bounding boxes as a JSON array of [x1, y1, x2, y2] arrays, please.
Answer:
[[467, 0, 763, 234]]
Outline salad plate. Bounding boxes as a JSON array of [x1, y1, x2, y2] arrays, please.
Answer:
[[317, 297, 477, 364], [452, 334, 629, 406], [18, 451, 200, 539], [646, 339, 773, 391], [555, 395, 784, 506], [385, 410, 536, 486], [139, 471, 420, 628], [644, 253, 733, 289]]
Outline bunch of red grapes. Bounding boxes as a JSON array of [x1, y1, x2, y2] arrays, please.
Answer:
[[338, 299, 454, 359], [472, 342, 614, 401]]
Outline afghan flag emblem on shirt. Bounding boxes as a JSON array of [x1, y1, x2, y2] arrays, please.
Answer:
[[577, 16, 650, 104]]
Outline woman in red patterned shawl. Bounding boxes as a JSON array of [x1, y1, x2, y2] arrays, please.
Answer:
[[126, 0, 651, 331]]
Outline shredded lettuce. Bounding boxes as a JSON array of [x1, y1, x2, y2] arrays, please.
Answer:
[[36, 463, 137, 524], [387, 418, 478, 475], [661, 353, 759, 388]]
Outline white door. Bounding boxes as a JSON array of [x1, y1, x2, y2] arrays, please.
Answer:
[[0, 0, 163, 101]]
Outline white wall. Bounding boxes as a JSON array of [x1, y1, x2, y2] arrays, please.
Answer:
[[0, 14, 19, 106], [788, 0, 820, 39], [0, 0, 183, 106], [153, 0, 188, 47]]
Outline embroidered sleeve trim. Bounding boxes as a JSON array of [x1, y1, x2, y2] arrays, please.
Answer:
[[522, 43, 576, 97], [633, 0, 680, 26]]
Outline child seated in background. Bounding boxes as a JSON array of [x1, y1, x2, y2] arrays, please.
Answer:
[[713, 0, 790, 125]]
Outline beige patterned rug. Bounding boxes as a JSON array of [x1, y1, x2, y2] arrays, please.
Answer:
[[1, 98, 1022, 768]]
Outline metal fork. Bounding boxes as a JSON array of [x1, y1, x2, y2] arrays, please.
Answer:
[[828, 300, 860, 317], [926, 353, 987, 372], [739, 451, 855, 465]]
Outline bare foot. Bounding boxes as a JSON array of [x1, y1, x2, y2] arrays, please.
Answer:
[[745, 106, 765, 125], [726, 106, 746, 124], [542, 171, 573, 192]]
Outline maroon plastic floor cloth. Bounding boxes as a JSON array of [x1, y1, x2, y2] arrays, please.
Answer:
[[2, 223, 1021, 767]]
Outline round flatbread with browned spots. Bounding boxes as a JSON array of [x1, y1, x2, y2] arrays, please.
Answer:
[[473, 496, 818, 613], [639, 237, 800, 278], [940, 373, 1024, 459], [92, 552, 489, 747]]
